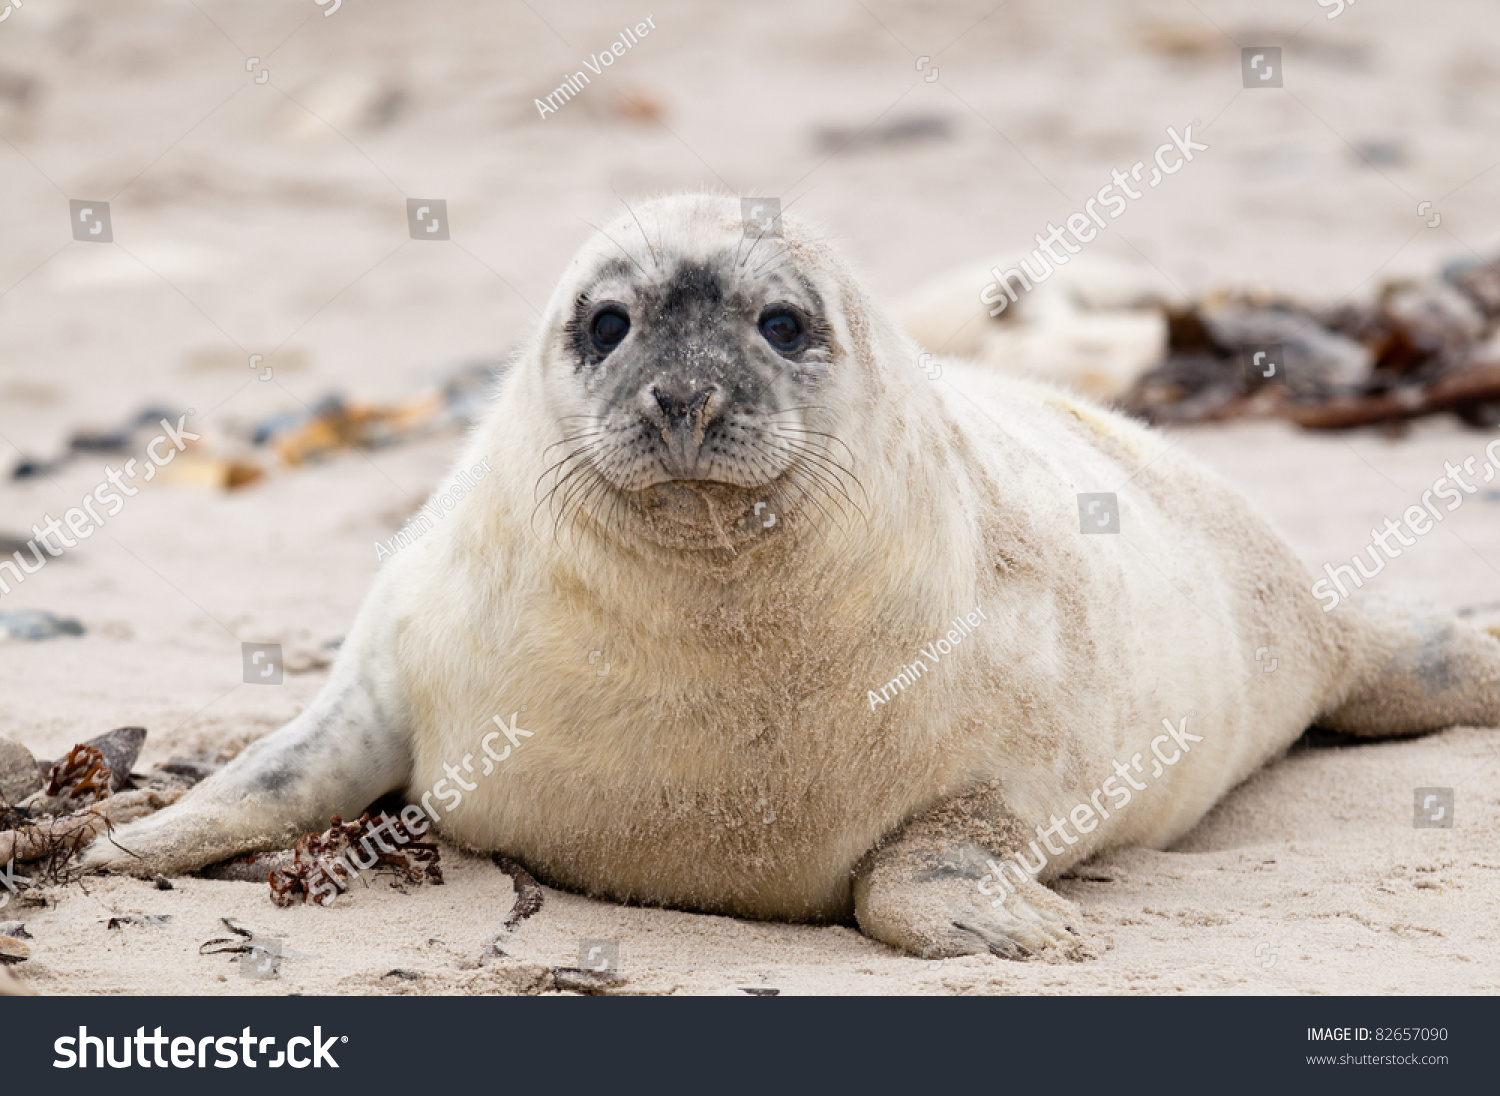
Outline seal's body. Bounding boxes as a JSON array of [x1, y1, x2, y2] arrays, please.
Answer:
[[87, 195, 1500, 958]]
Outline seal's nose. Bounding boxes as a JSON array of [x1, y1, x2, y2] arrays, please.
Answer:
[[642, 381, 722, 476]]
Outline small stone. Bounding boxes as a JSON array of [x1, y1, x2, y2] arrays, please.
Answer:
[[0, 611, 84, 642], [106, 914, 171, 930], [0, 922, 30, 939], [153, 875, 173, 891], [382, 968, 422, 981], [740, 986, 780, 996], [153, 754, 222, 786], [0, 737, 41, 805], [0, 935, 29, 964], [551, 966, 626, 994]]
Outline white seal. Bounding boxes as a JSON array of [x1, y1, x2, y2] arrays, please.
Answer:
[[86, 194, 1500, 958]]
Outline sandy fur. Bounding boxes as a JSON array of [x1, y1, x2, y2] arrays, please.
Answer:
[[89, 195, 1404, 930]]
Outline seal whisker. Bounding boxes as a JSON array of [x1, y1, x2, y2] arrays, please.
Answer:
[[780, 463, 847, 541], [615, 192, 662, 270], [533, 434, 616, 528], [541, 428, 611, 461], [768, 425, 861, 478], [534, 441, 601, 503], [548, 460, 602, 548], [739, 224, 777, 271], [777, 457, 860, 533], [563, 445, 636, 548], [740, 445, 846, 540], [534, 437, 610, 503], [577, 217, 650, 279], [776, 449, 867, 527], [531, 455, 600, 539], [768, 434, 871, 515], [552, 450, 610, 527]]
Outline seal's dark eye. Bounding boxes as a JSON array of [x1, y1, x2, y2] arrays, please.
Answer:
[[590, 306, 630, 353], [759, 309, 803, 351]]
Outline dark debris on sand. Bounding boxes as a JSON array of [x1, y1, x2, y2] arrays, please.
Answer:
[[0, 727, 208, 882], [1123, 255, 1500, 430], [260, 812, 443, 907]]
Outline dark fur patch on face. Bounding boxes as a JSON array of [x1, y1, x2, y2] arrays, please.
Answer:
[[564, 255, 834, 398], [563, 257, 637, 369], [542, 244, 857, 537]]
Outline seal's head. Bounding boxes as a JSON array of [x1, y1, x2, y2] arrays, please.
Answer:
[[533, 194, 870, 552]]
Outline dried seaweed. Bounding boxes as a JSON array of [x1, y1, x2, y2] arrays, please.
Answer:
[[267, 812, 442, 907], [494, 855, 543, 931], [43, 745, 113, 805], [1, 786, 185, 880], [1123, 256, 1500, 429], [0, 729, 188, 891], [485, 854, 545, 958]]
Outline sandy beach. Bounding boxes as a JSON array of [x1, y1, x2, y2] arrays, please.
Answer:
[[2, 0, 1498, 995]]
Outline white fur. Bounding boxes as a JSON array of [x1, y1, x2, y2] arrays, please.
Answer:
[[87, 195, 1361, 926]]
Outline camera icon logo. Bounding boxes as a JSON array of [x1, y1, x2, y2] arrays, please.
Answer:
[[1077, 492, 1120, 535], [70, 200, 113, 243], [242, 643, 283, 685], [1413, 787, 1453, 829], [406, 199, 450, 240], [578, 938, 619, 973], [1242, 47, 1283, 88], [1244, 344, 1287, 387], [238, 938, 283, 980], [740, 197, 782, 238]]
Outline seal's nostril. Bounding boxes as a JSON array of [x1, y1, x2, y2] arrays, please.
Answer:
[[650, 385, 718, 427]]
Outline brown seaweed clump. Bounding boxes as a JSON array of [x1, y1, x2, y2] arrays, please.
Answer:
[[268, 812, 443, 907], [1123, 256, 1500, 431]]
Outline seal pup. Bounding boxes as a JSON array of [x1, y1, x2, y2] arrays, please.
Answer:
[[84, 194, 1500, 960]]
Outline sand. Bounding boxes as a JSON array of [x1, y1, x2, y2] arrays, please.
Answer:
[[1, 0, 1498, 994]]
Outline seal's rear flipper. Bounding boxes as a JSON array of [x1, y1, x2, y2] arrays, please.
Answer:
[[81, 680, 411, 877], [1318, 601, 1500, 737]]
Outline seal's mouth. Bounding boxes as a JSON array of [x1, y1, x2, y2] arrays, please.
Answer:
[[534, 412, 864, 552], [627, 479, 784, 549]]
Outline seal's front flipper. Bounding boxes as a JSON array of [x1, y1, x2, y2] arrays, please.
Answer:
[[82, 677, 411, 877], [854, 838, 1089, 961], [851, 785, 1093, 961]]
